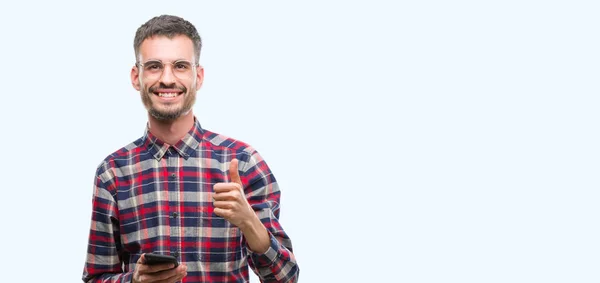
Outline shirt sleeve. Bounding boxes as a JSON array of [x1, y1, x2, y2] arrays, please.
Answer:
[[240, 150, 300, 283], [82, 167, 134, 283]]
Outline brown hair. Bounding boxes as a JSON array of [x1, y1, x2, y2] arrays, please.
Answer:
[[133, 15, 202, 62]]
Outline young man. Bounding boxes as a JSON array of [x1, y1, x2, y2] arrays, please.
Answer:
[[82, 15, 299, 283]]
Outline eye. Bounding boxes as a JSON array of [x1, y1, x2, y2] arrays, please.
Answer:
[[145, 62, 163, 71], [174, 62, 191, 70]]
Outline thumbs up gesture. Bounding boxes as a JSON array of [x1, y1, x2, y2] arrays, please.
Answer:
[[213, 159, 256, 229]]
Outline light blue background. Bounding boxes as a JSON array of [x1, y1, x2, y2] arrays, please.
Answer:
[[0, 1, 598, 282]]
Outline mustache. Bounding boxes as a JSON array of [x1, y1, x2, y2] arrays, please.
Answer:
[[149, 84, 187, 93]]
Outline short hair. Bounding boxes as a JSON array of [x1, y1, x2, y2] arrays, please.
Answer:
[[133, 15, 202, 63]]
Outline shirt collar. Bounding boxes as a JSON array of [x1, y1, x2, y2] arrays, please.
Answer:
[[142, 117, 205, 160]]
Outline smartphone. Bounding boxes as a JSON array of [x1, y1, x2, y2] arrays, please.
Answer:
[[143, 253, 179, 267]]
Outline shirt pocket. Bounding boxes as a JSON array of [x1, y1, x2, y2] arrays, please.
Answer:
[[197, 211, 243, 262]]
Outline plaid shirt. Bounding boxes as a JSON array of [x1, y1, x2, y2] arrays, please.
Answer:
[[82, 118, 299, 283]]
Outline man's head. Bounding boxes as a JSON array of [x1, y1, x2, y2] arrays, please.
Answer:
[[131, 15, 204, 121]]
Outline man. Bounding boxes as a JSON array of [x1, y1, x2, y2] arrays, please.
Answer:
[[82, 15, 299, 283]]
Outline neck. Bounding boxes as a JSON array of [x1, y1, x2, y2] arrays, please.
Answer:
[[147, 111, 195, 145]]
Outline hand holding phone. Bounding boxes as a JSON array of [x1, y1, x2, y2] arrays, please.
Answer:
[[143, 253, 179, 268]]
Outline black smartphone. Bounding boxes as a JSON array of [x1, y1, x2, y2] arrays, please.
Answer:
[[143, 253, 179, 267]]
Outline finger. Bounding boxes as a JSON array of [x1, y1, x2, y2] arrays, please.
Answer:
[[229, 159, 242, 186], [138, 253, 146, 264], [138, 269, 177, 283], [213, 207, 231, 218], [139, 262, 177, 274], [213, 183, 240, 193], [212, 191, 239, 201], [158, 265, 188, 283], [147, 263, 178, 274], [213, 200, 236, 210]]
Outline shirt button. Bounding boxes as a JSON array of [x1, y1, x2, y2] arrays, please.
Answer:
[[169, 173, 176, 179], [171, 212, 179, 218], [172, 251, 180, 258]]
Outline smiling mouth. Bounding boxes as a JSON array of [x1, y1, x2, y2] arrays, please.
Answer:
[[155, 92, 182, 97]]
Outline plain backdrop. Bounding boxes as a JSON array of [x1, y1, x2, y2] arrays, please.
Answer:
[[0, 1, 598, 282]]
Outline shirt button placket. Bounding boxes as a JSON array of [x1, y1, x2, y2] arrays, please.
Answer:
[[166, 152, 181, 261]]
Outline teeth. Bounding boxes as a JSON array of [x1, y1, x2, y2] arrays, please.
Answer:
[[158, 92, 178, 97]]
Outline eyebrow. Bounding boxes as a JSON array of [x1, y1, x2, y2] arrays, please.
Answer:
[[144, 58, 192, 62]]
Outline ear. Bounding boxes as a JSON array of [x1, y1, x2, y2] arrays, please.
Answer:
[[131, 65, 141, 91], [195, 65, 204, 91]]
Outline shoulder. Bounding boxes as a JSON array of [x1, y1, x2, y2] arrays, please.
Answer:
[[202, 129, 258, 157], [201, 129, 277, 178], [93, 137, 146, 182]]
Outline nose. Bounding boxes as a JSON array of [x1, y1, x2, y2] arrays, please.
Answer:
[[159, 64, 177, 85]]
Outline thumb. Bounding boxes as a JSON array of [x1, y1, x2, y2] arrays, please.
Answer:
[[229, 158, 242, 186], [138, 253, 146, 264]]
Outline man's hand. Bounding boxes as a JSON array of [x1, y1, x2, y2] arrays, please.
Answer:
[[132, 254, 187, 283], [213, 159, 257, 229], [213, 159, 270, 253]]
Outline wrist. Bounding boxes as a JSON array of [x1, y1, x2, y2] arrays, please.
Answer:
[[240, 215, 270, 254], [239, 213, 261, 233]]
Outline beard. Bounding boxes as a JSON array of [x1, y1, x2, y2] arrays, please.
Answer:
[[140, 80, 197, 121]]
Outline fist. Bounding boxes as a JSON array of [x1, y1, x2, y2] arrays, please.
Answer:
[[213, 159, 256, 229]]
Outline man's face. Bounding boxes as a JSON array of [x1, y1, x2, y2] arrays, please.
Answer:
[[131, 35, 204, 121]]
